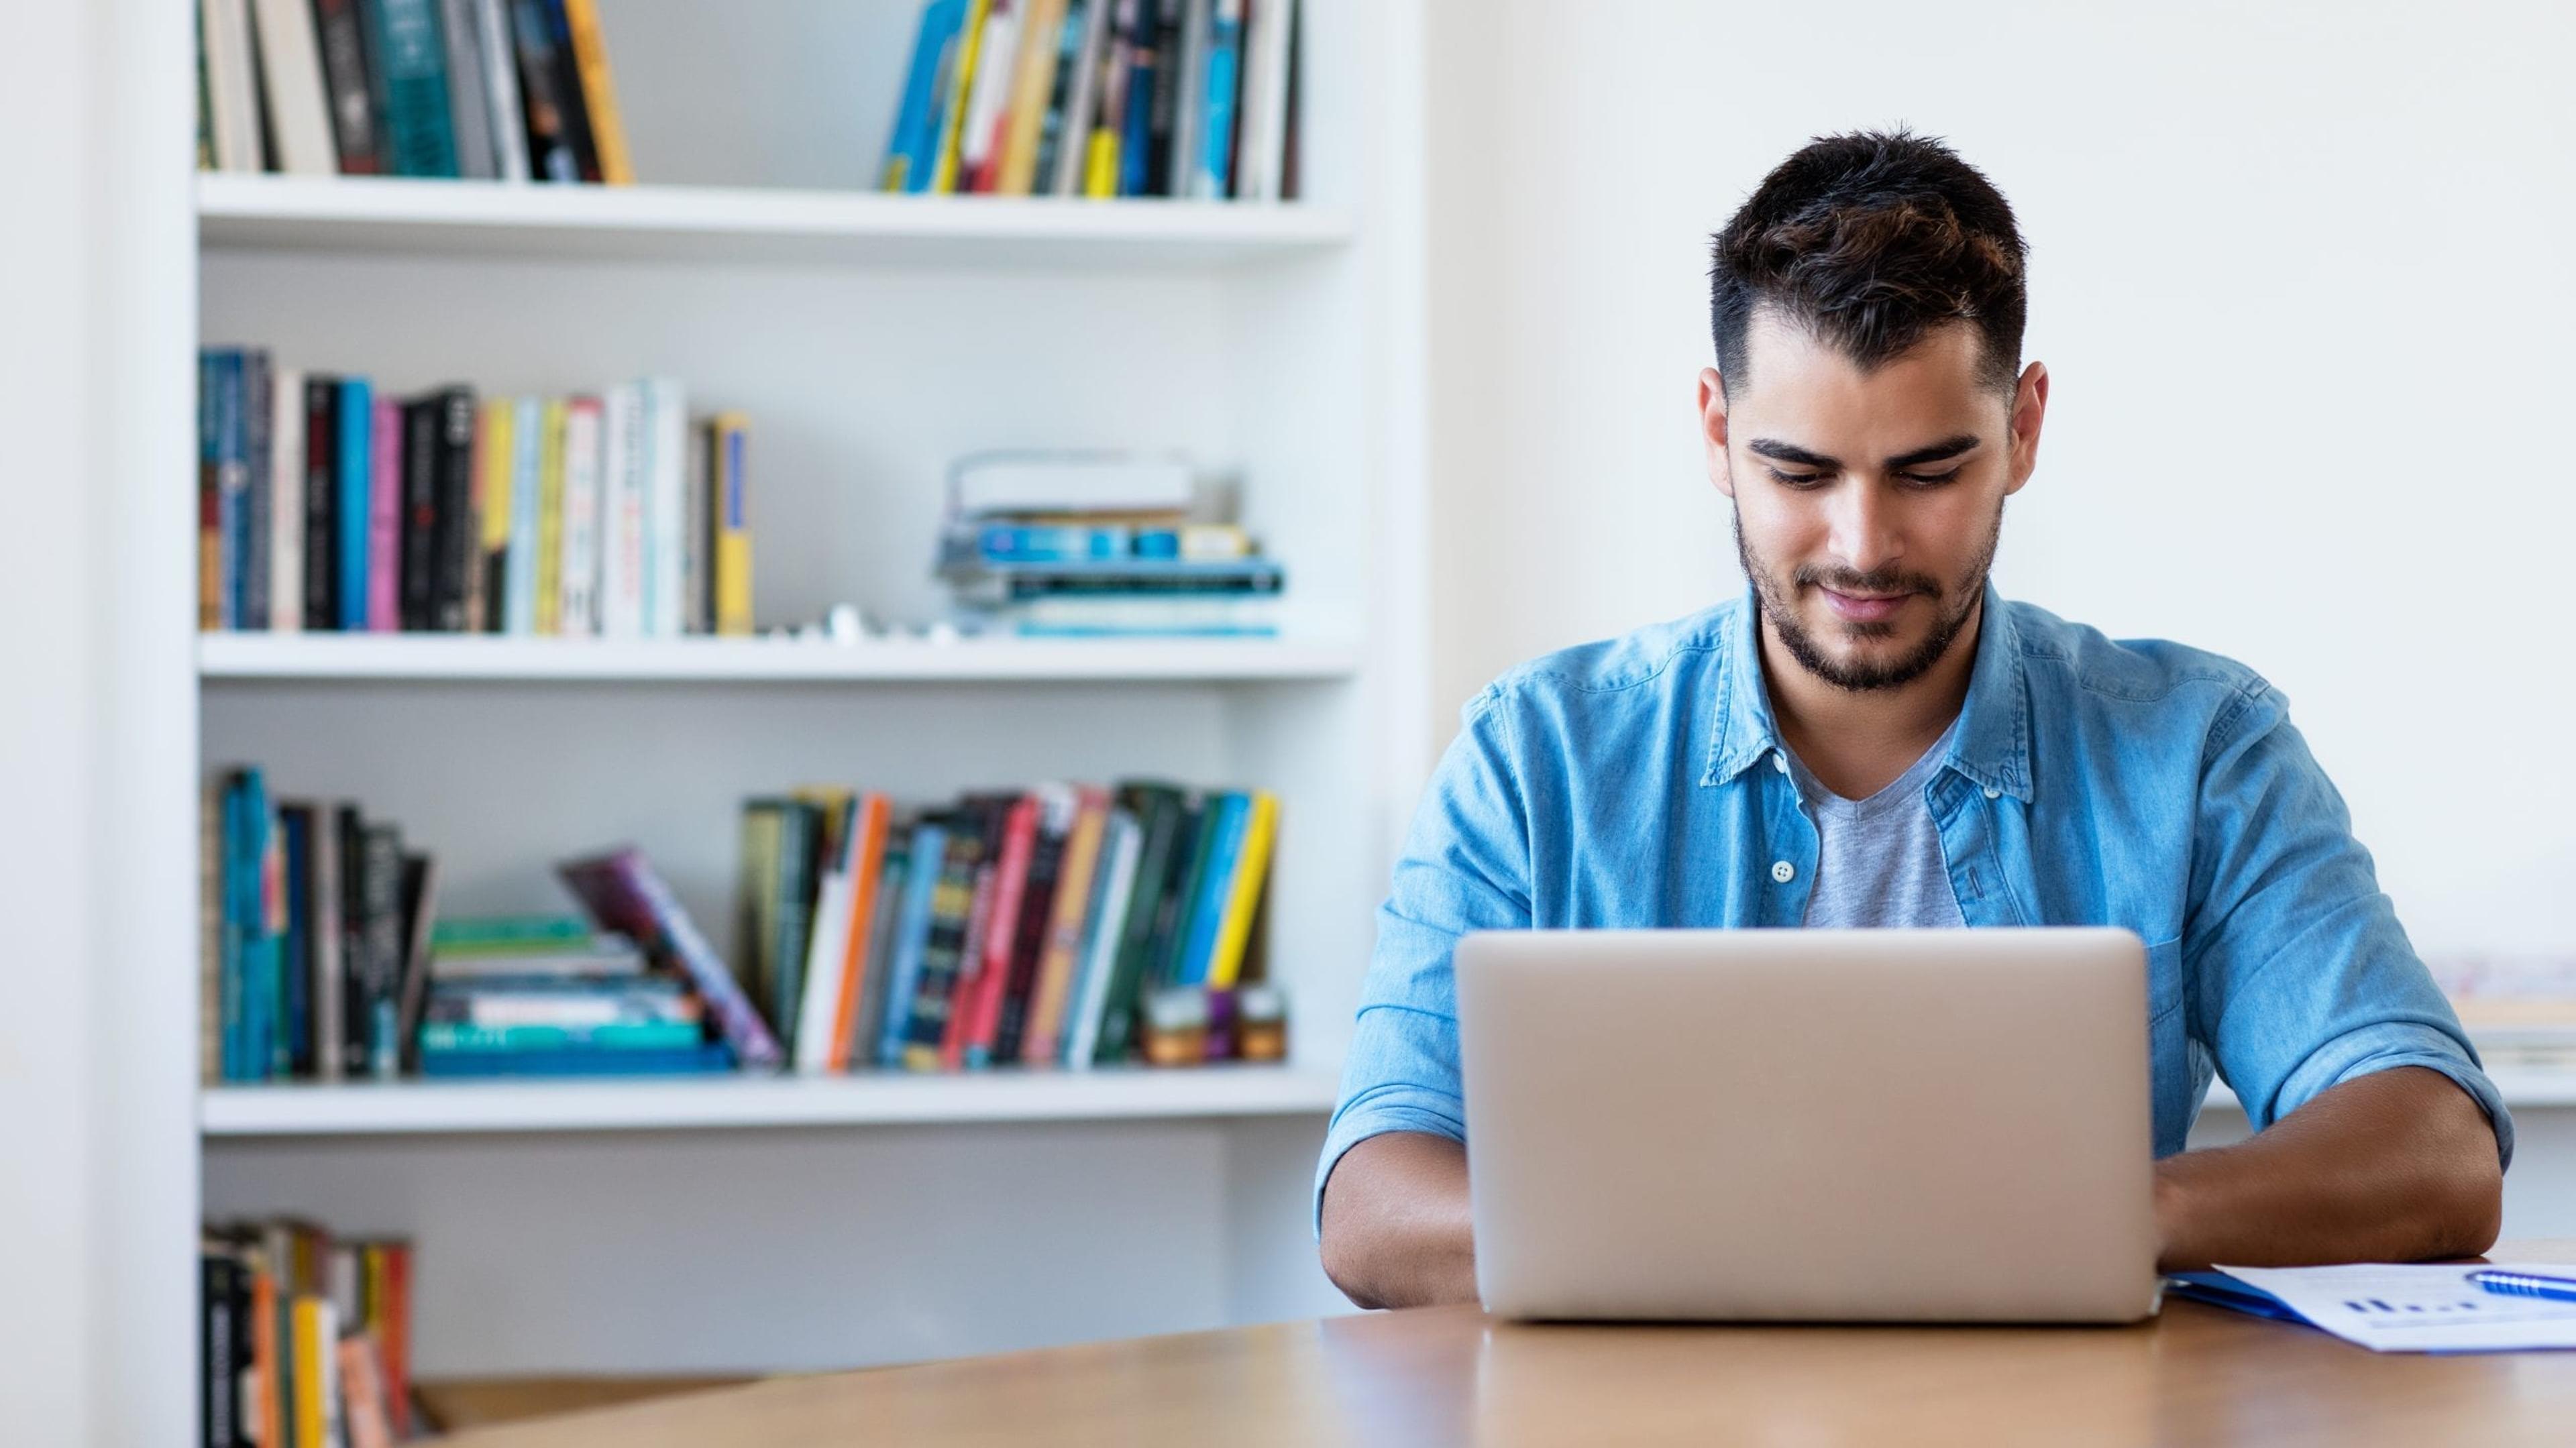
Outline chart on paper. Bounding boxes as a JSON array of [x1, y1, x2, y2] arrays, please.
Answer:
[[2216, 1262, 2576, 1352]]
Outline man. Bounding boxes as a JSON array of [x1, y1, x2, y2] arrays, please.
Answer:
[[1318, 129, 2508, 1311]]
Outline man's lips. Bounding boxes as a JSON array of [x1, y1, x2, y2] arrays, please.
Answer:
[[1819, 587, 1917, 623]]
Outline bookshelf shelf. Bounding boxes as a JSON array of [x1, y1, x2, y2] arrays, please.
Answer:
[[196, 174, 1356, 270], [199, 1064, 1342, 1137], [196, 632, 1364, 683]]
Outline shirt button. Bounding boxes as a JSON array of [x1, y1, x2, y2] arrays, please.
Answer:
[[1983, 786, 2001, 799], [1770, 860, 1796, 884], [1772, 753, 1789, 774]]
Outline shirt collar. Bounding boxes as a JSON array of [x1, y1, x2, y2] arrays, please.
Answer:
[[1701, 579, 2033, 802]]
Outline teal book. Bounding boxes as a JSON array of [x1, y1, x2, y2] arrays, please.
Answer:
[[417, 1021, 706, 1052], [1094, 783, 1185, 1062], [875, 822, 948, 1067], [364, 0, 461, 176], [417, 1042, 735, 1076], [1170, 791, 1246, 987], [336, 378, 372, 631]]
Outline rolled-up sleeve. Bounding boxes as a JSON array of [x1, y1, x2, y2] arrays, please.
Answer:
[[2187, 681, 2513, 1166], [1315, 689, 1534, 1233]]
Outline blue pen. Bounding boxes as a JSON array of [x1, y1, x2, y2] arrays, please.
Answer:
[[2467, 1270, 2576, 1304]]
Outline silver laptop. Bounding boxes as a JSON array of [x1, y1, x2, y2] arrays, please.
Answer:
[[1456, 928, 2159, 1323]]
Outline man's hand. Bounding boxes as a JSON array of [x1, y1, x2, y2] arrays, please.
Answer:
[[1318, 1132, 1479, 1309], [2157, 1066, 2504, 1270]]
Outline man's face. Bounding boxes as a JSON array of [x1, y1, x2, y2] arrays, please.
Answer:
[[1699, 310, 2048, 693]]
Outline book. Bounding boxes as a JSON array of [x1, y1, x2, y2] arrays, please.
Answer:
[[1204, 788, 1275, 987], [1234, 0, 1294, 201], [366, 0, 461, 177], [242, 353, 272, 632], [399, 396, 440, 630], [1167, 0, 1210, 200], [1022, 784, 1109, 1062], [506, 0, 580, 180], [533, 396, 568, 634], [250, 0, 336, 174], [366, 396, 401, 631], [735, 800, 786, 1020], [419, 1042, 734, 1076], [683, 411, 712, 634], [557, 395, 603, 634], [1140, 0, 1184, 194], [202, 0, 265, 172], [539, 0, 602, 180], [881, 0, 968, 193], [1064, 807, 1142, 1066], [646, 378, 688, 636], [435, 386, 479, 631], [1081, 0, 1135, 197], [991, 785, 1075, 1060], [1031, 0, 1093, 194], [311, 0, 384, 172], [337, 1333, 395, 1448], [278, 804, 315, 1076], [268, 366, 305, 632], [598, 382, 645, 636], [1193, 0, 1242, 199], [874, 821, 947, 1066], [474, 396, 513, 631], [930, 0, 994, 192], [504, 394, 542, 632], [823, 793, 894, 1070], [1051, 0, 1112, 195], [337, 378, 372, 630], [437, 0, 497, 177], [769, 799, 820, 1048], [1114, 0, 1159, 195], [471, 0, 531, 180], [959, 0, 1025, 193], [710, 411, 753, 635], [994, 0, 1067, 194], [559, 847, 785, 1069], [1170, 790, 1246, 985], [955, 793, 1036, 1066], [900, 811, 991, 1069], [357, 821, 405, 1076], [300, 376, 339, 630], [559, 0, 632, 182], [393, 852, 440, 1072]]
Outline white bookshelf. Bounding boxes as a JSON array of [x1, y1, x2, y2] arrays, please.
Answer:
[[201, 1066, 1344, 1137], [199, 632, 1364, 683], [187, 0, 1429, 1389], [197, 173, 1356, 269]]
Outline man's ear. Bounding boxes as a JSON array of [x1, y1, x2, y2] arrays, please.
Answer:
[[1699, 368, 1735, 500], [2005, 360, 2049, 498]]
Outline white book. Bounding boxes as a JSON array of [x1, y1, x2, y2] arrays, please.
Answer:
[[310, 798, 343, 1082], [1052, 0, 1114, 195], [437, 0, 497, 179], [268, 367, 305, 632], [794, 859, 855, 1073], [472, 0, 530, 182], [597, 384, 647, 637], [957, 1, 1024, 189], [248, 0, 335, 174], [556, 398, 603, 636], [202, 0, 264, 173], [952, 451, 1195, 515], [1234, 0, 1295, 201], [646, 378, 688, 637]]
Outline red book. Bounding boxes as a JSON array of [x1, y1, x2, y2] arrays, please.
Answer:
[[380, 1243, 411, 1439], [958, 794, 1039, 1066], [937, 825, 1002, 1070]]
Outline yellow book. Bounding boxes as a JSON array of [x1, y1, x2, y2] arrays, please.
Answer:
[[560, 0, 634, 184], [930, 0, 994, 194], [291, 1296, 331, 1448], [535, 398, 568, 634], [472, 398, 514, 630], [996, 0, 1067, 194], [1083, 126, 1120, 199], [1205, 791, 1278, 989], [710, 411, 754, 636]]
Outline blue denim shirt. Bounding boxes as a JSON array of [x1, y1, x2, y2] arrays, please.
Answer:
[[1318, 586, 2510, 1225]]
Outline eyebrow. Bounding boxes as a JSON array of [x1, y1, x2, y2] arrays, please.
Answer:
[[1746, 434, 1984, 471]]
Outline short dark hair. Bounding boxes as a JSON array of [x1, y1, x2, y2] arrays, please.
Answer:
[[1710, 129, 2027, 396]]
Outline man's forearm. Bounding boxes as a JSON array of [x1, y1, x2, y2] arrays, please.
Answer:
[[1318, 1131, 1479, 1309], [2156, 1066, 2504, 1270]]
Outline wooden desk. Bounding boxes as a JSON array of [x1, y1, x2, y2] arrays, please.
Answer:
[[445, 1245, 2576, 1447]]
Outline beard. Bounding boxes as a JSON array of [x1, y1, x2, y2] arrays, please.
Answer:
[[1734, 503, 2002, 693]]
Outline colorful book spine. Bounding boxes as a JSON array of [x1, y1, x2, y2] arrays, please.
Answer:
[[1063, 807, 1142, 1066], [338, 379, 374, 630], [558, 0, 633, 182], [958, 793, 1037, 1065], [1022, 784, 1108, 1062], [557, 848, 784, 1069], [882, 0, 967, 192], [826, 794, 894, 1069], [711, 412, 753, 635], [534, 397, 568, 634], [930, 0, 994, 192], [1194, 0, 1242, 199], [1203, 788, 1275, 987], [474, 396, 514, 631], [875, 822, 948, 1066], [366, 0, 462, 177], [1171, 791, 1247, 985]]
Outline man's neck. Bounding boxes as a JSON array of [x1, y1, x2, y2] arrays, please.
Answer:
[[1760, 596, 1984, 801]]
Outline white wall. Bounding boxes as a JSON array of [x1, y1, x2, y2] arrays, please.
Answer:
[[1421, 0, 2576, 964]]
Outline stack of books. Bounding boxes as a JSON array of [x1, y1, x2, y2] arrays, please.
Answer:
[[203, 769, 432, 1084], [938, 452, 1283, 637], [196, 348, 753, 638], [879, 0, 1301, 201], [197, 0, 633, 182], [200, 1221, 415, 1447], [741, 779, 1281, 1074], [417, 917, 729, 1077]]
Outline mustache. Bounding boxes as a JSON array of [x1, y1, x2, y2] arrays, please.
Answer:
[[1793, 564, 1944, 600]]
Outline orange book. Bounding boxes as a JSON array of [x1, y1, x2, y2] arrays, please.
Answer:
[[561, 0, 635, 184], [826, 793, 894, 1070], [1021, 786, 1109, 1062], [338, 1333, 396, 1448], [249, 1256, 284, 1448]]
